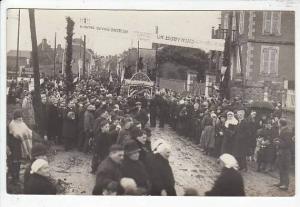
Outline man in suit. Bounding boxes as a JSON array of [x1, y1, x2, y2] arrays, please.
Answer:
[[273, 118, 293, 191]]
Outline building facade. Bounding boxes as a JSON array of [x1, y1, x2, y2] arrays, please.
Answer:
[[212, 11, 295, 106]]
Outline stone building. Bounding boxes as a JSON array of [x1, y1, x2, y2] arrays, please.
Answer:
[[212, 11, 295, 107]]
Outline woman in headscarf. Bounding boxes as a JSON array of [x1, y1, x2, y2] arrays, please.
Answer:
[[205, 153, 245, 196], [220, 111, 238, 155], [24, 159, 57, 194], [148, 139, 176, 196]]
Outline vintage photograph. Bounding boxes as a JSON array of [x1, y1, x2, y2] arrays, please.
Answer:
[[5, 9, 295, 196]]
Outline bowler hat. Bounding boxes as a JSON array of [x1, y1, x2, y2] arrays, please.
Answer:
[[124, 140, 141, 154]]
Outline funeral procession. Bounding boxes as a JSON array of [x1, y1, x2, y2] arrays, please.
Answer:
[[5, 9, 295, 196]]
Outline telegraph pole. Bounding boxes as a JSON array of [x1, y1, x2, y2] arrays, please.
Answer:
[[29, 8, 42, 129], [155, 26, 159, 88], [53, 32, 57, 77], [15, 9, 21, 78], [83, 35, 86, 79]]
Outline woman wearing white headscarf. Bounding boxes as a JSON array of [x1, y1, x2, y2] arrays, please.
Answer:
[[148, 139, 176, 196], [205, 153, 245, 196], [24, 159, 57, 194], [220, 111, 238, 155]]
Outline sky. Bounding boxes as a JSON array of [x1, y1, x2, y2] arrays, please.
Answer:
[[6, 9, 220, 56]]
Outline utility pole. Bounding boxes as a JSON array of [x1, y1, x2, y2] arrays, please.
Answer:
[[220, 11, 233, 100], [235, 12, 246, 100], [15, 9, 21, 78], [53, 32, 57, 78], [83, 35, 86, 79], [155, 26, 159, 88], [137, 40, 140, 73], [28, 8, 42, 129]]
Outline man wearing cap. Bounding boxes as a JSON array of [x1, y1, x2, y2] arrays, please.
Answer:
[[132, 101, 149, 129], [121, 140, 150, 194], [80, 104, 96, 153], [93, 144, 124, 195]]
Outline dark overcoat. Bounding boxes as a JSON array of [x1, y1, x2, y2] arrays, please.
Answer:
[[148, 154, 176, 196], [24, 174, 57, 195], [93, 157, 123, 195], [205, 167, 245, 196], [121, 157, 150, 190]]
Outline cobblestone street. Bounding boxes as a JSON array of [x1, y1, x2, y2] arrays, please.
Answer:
[[48, 125, 295, 196]]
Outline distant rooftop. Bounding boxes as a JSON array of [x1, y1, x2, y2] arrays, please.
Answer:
[[7, 50, 31, 59]]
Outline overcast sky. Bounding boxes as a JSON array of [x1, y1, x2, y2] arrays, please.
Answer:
[[6, 9, 220, 56]]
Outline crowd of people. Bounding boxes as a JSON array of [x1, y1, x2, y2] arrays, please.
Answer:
[[6, 75, 295, 195]]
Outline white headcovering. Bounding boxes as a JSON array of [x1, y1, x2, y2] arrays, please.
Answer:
[[152, 139, 171, 159], [219, 153, 239, 170], [225, 111, 238, 127], [30, 159, 49, 175], [179, 100, 185, 105]]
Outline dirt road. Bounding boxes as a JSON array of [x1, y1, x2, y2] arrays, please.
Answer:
[[48, 125, 295, 196]]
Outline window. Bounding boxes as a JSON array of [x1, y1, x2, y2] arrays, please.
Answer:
[[263, 11, 281, 35], [236, 47, 242, 74], [239, 11, 245, 34], [260, 46, 279, 74]]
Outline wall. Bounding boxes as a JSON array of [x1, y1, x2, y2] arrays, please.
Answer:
[[159, 78, 186, 92]]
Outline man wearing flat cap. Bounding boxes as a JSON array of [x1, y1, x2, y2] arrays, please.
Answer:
[[92, 144, 124, 195], [132, 101, 149, 129]]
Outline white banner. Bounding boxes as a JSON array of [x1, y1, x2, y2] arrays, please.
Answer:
[[79, 22, 224, 51]]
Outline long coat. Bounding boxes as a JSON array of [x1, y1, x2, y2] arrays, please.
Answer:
[[62, 116, 77, 139], [233, 119, 250, 158], [24, 174, 57, 194], [95, 132, 114, 161], [148, 154, 176, 196], [122, 157, 150, 191], [93, 157, 123, 195], [205, 167, 245, 196]]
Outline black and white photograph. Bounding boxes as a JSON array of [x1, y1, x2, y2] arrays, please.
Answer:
[[1, 0, 299, 206]]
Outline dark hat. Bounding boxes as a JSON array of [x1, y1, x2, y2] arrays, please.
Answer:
[[124, 140, 141, 154], [109, 144, 124, 153], [13, 109, 23, 119], [31, 143, 48, 157]]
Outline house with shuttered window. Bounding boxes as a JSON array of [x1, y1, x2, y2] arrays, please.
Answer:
[[213, 11, 294, 105]]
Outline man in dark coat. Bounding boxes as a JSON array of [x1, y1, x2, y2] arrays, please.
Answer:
[[91, 120, 113, 173], [233, 109, 250, 171], [149, 94, 158, 127], [122, 140, 150, 193], [273, 118, 293, 191], [62, 111, 77, 151], [93, 144, 124, 195], [132, 102, 149, 128], [157, 94, 169, 128]]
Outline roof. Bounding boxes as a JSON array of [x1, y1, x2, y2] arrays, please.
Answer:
[[7, 50, 31, 59]]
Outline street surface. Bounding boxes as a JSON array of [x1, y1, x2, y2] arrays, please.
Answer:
[[48, 125, 295, 196]]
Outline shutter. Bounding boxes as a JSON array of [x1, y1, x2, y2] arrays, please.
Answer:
[[232, 12, 236, 30], [272, 12, 281, 35], [239, 11, 245, 34], [262, 48, 269, 73], [263, 12, 272, 34], [269, 49, 277, 74]]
